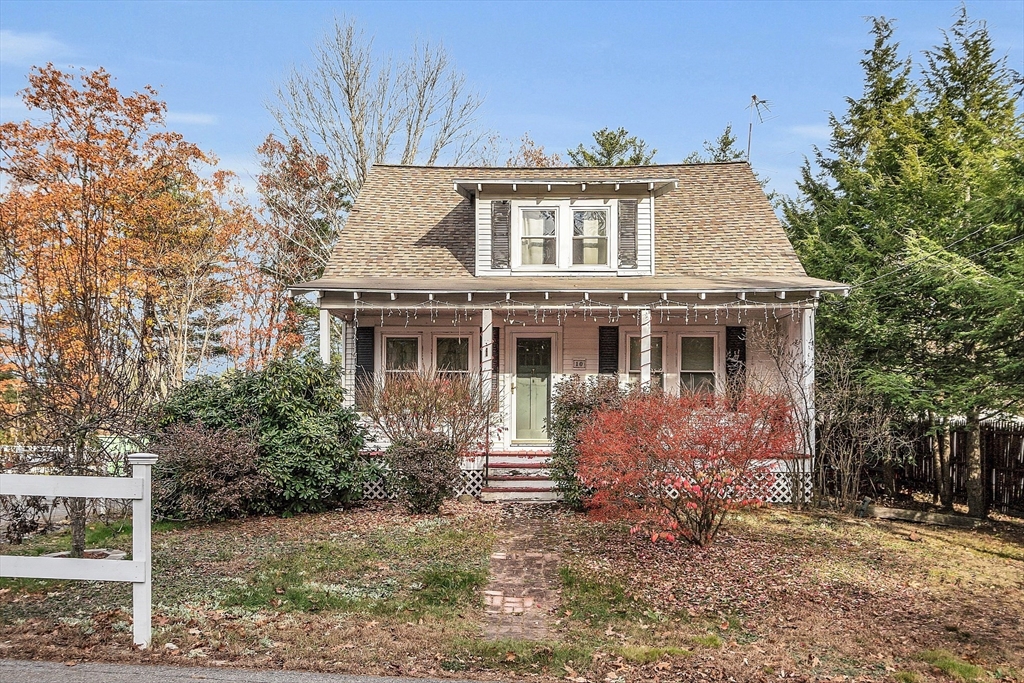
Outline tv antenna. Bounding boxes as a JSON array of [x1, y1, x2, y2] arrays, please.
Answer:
[[746, 94, 772, 162]]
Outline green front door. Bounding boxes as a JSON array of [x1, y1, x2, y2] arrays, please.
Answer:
[[514, 337, 552, 442]]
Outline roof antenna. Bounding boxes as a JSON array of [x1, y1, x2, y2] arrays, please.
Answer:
[[746, 94, 771, 162]]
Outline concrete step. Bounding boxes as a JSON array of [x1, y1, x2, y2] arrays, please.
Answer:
[[480, 486, 561, 503], [485, 475, 555, 490]]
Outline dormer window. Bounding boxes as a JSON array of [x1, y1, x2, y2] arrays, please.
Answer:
[[511, 200, 616, 271], [521, 208, 557, 265], [573, 209, 609, 265]]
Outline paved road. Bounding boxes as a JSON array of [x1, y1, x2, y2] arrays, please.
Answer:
[[0, 660, 499, 683]]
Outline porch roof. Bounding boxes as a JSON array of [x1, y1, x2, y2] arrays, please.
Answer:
[[295, 273, 848, 298]]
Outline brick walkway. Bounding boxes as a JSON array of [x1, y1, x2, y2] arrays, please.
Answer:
[[482, 515, 561, 641]]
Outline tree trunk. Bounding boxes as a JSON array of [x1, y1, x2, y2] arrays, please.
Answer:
[[930, 421, 941, 505], [964, 415, 987, 518], [68, 497, 87, 558], [882, 460, 896, 498], [938, 422, 954, 511]]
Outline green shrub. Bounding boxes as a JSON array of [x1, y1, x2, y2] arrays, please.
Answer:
[[385, 435, 462, 514], [550, 375, 627, 509], [158, 354, 370, 514], [151, 423, 278, 521]]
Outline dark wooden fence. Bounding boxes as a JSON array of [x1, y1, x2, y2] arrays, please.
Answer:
[[900, 420, 1024, 516]]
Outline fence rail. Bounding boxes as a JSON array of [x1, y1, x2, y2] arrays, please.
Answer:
[[0, 453, 157, 647]]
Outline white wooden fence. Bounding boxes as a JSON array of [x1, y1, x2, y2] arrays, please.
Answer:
[[0, 453, 157, 648]]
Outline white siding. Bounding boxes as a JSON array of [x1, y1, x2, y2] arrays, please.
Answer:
[[343, 321, 357, 407], [634, 195, 654, 275]]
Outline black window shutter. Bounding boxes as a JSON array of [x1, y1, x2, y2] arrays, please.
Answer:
[[617, 199, 638, 268], [598, 326, 619, 374], [355, 326, 375, 407], [491, 200, 511, 269], [725, 326, 747, 389]]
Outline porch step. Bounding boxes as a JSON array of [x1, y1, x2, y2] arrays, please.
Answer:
[[480, 486, 560, 503], [486, 475, 554, 489], [488, 462, 551, 478]]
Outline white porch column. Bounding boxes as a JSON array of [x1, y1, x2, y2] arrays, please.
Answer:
[[319, 308, 331, 364], [480, 308, 493, 402], [801, 304, 816, 458], [639, 307, 652, 389]]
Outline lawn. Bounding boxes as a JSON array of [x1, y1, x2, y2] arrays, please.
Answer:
[[1, 502, 1021, 682]]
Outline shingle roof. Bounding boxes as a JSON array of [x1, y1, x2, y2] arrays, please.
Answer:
[[316, 162, 811, 283]]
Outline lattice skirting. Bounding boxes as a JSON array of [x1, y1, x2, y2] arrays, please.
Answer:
[[361, 466, 486, 501], [653, 458, 812, 506]]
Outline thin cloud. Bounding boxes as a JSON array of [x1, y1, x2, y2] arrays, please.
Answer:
[[165, 111, 219, 126], [0, 30, 69, 65]]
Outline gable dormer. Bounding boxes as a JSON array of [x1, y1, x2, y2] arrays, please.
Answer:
[[455, 178, 677, 277]]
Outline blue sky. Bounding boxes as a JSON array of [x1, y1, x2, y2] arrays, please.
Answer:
[[1, 1, 1022, 200]]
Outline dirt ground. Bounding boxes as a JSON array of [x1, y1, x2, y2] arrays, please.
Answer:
[[1, 502, 1021, 682]]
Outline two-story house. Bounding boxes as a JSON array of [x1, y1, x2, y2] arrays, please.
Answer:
[[293, 162, 847, 501]]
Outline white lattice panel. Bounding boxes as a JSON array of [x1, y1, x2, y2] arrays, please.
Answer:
[[361, 464, 485, 500], [649, 459, 811, 505]]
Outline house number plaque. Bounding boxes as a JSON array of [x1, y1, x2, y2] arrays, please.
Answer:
[[572, 359, 587, 369]]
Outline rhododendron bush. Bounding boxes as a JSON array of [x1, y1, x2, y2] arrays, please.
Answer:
[[577, 391, 798, 546]]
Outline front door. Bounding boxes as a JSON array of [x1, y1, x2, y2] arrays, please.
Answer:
[[514, 337, 552, 442]]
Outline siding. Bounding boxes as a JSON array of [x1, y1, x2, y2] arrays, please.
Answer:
[[634, 195, 654, 274]]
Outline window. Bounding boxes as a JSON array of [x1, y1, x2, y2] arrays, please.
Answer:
[[520, 208, 557, 265], [628, 335, 664, 388], [572, 209, 608, 265], [384, 337, 419, 377], [680, 336, 716, 392], [512, 200, 616, 270], [435, 337, 470, 378]]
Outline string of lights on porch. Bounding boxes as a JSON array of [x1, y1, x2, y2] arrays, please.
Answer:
[[349, 293, 820, 328]]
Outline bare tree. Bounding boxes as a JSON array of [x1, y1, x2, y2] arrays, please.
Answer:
[[269, 17, 489, 202], [747, 321, 907, 511]]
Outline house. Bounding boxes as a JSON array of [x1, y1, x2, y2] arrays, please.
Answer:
[[293, 163, 847, 502]]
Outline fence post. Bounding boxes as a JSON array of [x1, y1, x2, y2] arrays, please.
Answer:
[[128, 452, 158, 648]]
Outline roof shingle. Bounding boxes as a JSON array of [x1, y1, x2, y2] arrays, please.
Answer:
[[318, 162, 808, 281]]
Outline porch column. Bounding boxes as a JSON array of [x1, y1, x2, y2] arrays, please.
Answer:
[[480, 308, 493, 402], [319, 307, 331, 364], [801, 304, 816, 457], [639, 307, 652, 389]]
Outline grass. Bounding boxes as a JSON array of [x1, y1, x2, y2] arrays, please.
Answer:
[[558, 564, 646, 625], [455, 637, 592, 671], [1, 504, 1021, 682], [221, 521, 491, 617], [918, 649, 985, 682], [615, 644, 691, 663]]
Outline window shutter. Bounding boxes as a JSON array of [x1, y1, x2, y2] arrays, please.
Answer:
[[355, 326, 375, 407], [725, 326, 747, 389], [598, 326, 619, 374], [617, 199, 638, 268], [491, 200, 511, 269]]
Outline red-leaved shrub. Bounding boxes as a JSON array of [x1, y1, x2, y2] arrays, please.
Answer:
[[577, 390, 797, 546]]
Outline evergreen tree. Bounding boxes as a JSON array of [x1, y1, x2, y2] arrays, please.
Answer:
[[784, 12, 1024, 517], [568, 127, 656, 166]]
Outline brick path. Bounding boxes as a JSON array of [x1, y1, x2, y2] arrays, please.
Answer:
[[482, 515, 561, 640]]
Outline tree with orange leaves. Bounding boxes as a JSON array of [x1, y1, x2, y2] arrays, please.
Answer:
[[0, 65, 252, 554]]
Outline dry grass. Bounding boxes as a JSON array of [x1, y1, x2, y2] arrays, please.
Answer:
[[1, 502, 1021, 682]]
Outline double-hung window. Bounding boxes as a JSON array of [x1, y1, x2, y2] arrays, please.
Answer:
[[627, 335, 664, 388], [520, 209, 557, 265], [435, 337, 470, 379], [513, 201, 615, 270], [680, 336, 716, 393], [384, 336, 419, 379], [572, 209, 609, 266]]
